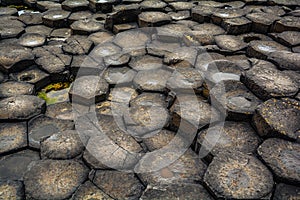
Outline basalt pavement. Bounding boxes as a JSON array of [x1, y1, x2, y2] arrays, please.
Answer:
[[0, 0, 300, 199]]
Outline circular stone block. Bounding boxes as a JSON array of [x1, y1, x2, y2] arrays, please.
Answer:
[[0, 81, 34, 98], [0, 122, 27, 154], [0, 95, 46, 121], [253, 98, 300, 140], [257, 138, 300, 184], [18, 33, 46, 48], [204, 151, 274, 199], [196, 121, 260, 156], [24, 160, 89, 200]]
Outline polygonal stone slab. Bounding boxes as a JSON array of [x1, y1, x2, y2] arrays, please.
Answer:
[[268, 51, 300, 71], [0, 45, 34, 73], [103, 66, 136, 85], [45, 102, 74, 120], [212, 8, 249, 25], [241, 61, 298, 100], [88, 31, 113, 45], [196, 121, 261, 157], [24, 160, 89, 200], [92, 170, 144, 199], [104, 53, 131, 66], [41, 130, 85, 159], [72, 181, 113, 200], [247, 40, 289, 59], [246, 12, 280, 33], [0, 95, 46, 121], [136, 149, 207, 186], [273, 16, 300, 32], [129, 55, 163, 71], [28, 115, 74, 149], [90, 42, 121, 61], [0, 7, 18, 16], [0, 180, 24, 200], [62, 0, 89, 11], [130, 92, 167, 108], [222, 17, 252, 35], [68, 10, 93, 23], [192, 6, 217, 23], [210, 80, 262, 120], [0, 24, 24, 39], [142, 129, 177, 151], [253, 98, 300, 141], [140, 0, 167, 11], [18, 12, 43, 25], [192, 23, 225, 35], [42, 10, 71, 28], [89, 0, 116, 13], [37, 1, 61, 11], [18, 33, 46, 47], [69, 76, 109, 105], [35, 54, 71, 76], [108, 87, 138, 104], [0, 150, 40, 180], [0, 122, 27, 154], [113, 29, 150, 50], [273, 183, 300, 200], [140, 183, 214, 200], [214, 35, 247, 52], [204, 151, 274, 199], [169, 2, 194, 11], [25, 25, 53, 36], [138, 11, 171, 27], [274, 31, 300, 47], [133, 69, 172, 93], [169, 10, 191, 21], [0, 81, 34, 98], [71, 19, 104, 35], [62, 35, 93, 55], [257, 138, 300, 184]]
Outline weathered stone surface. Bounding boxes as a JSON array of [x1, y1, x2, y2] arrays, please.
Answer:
[[137, 150, 207, 186], [268, 51, 300, 71], [0, 22, 24, 39], [129, 55, 163, 71], [196, 121, 260, 157], [108, 87, 138, 104], [25, 25, 52, 36], [246, 12, 280, 33], [138, 12, 171, 27], [113, 29, 150, 50], [0, 150, 39, 180], [257, 138, 300, 183], [104, 67, 136, 85], [0, 7, 18, 16], [169, 2, 194, 11], [192, 23, 225, 35], [41, 130, 84, 159], [24, 160, 89, 200], [204, 151, 274, 199], [253, 98, 300, 140], [0, 122, 27, 154], [212, 8, 249, 25], [68, 10, 92, 23], [140, 183, 214, 200], [0, 95, 46, 121], [69, 76, 109, 105], [273, 31, 300, 47], [28, 115, 74, 149], [0, 45, 34, 73], [273, 183, 300, 200], [210, 80, 262, 120], [36, 54, 71, 77], [89, 0, 116, 13], [140, 0, 167, 11], [90, 42, 121, 61], [45, 102, 74, 120], [18, 33, 46, 47], [222, 17, 252, 35], [273, 16, 300, 32], [214, 35, 247, 52], [241, 61, 298, 100], [72, 180, 113, 200], [0, 81, 34, 98], [42, 10, 70, 28], [130, 92, 167, 108], [0, 180, 24, 200], [37, 1, 61, 11], [104, 53, 130, 66], [113, 23, 137, 34], [71, 19, 104, 35], [62, 0, 89, 11], [142, 129, 176, 151], [62, 35, 93, 55], [10, 66, 51, 91], [88, 31, 113, 45], [169, 10, 190, 21], [50, 28, 72, 39], [18, 12, 43, 25], [93, 170, 144, 199]]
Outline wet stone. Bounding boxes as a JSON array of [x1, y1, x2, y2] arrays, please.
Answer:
[[221, 17, 252, 35], [257, 138, 300, 183], [0, 81, 34, 98], [0, 19, 24, 39], [93, 170, 144, 199], [72, 180, 113, 200], [169, 10, 190, 21], [212, 8, 249, 25], [136, 149, 207, 186], [10, 66, 51, 91], [267, 51, 300, 71], [140, 183, 214, 200], [0, 95, 46, 121], [166, 68, 203, 94], [18, 33, 46, 48], [28, 115, 74, 149], [25, 25, 53, 36], [90, 42, 121, 60], [0, 150, 40, 180], [138, 11, 171, 27], [18, 12, 43, 25], [129, 55, 163, 71], [0, 7, 18, 16], [192, 23, 225, 35], [41, 130, 84, 159], [0, 180, 24, 200], [24, 160, 88, 200], [133, 69, 172, 93], [140, 0, 167, 11], [42, 10, 70, 28], [0, 45, 34, 73], [273, 183, 300, 200], [196, 121, 260, 157], [62, 0, 89, 11], [89, 0, 116, 13], [45, 101, 74, 120], [241, 62, 298, 100], [71, 19, 104, 35], [273, 16, 300, 32], [214, 35, 247, 52], [0, 122, 27, 154], [124, 104, 170, 137], [88, 32, 113, 45], [62, 35, 93, 55], [210, 80, 262, 120], [246, 12, 280, 33], [253, 98, 300, 140], [204, 151, 274, 199], [37, 1, 61, 11], [69, 76, 109, 105]]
